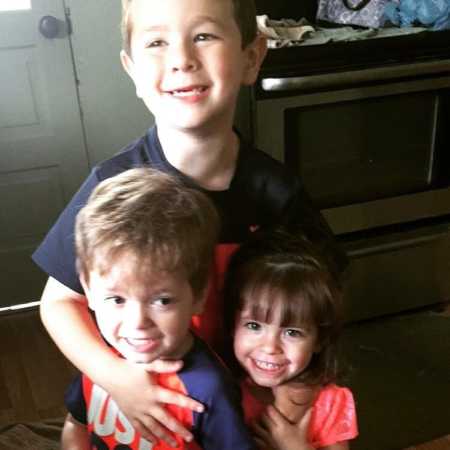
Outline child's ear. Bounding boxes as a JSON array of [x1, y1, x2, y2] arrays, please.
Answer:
[[80, 274, 95, 312], [192, 288, 208, 315], [241, 34, 268, 86], [120, 50, 142, 99]]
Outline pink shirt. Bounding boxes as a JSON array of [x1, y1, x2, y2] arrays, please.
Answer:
[[242, 382, 358, 448]]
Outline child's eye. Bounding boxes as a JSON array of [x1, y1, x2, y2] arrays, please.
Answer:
[[105, 296, 125, 305], [194, 33, 216, 42], [284, 328, 304, 338], [153, 296, 172, 307], [146, 39, 166, 48], [244, 321, 261, 331]]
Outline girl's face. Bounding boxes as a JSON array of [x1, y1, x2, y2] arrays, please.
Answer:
[[233, 292, 320, 388]]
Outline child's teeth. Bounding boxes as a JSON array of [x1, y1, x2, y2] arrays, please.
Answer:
[[255, 360, 282, 370], [173, 87, 204, 96]]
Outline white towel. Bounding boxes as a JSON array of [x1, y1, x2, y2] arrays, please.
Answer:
[[257, 14, 315, 48]]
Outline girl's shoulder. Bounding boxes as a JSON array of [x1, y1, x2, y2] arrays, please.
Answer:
[[310, 384, 358, 447], [314, 383, 355, 408]]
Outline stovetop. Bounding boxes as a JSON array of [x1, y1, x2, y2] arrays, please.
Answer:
[[259, 29, 450, 79]]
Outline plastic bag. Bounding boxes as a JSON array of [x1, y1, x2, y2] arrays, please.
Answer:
[[317, 0, 395, 28], [384, 0, 450, 29]]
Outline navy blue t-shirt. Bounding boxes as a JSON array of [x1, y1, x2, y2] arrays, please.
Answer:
[[32, 126, 343, 294]]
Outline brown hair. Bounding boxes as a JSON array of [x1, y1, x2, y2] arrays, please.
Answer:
[[75, 168, 219, 297], [223, 229, 343, 385], [120, 0, 257, 55]]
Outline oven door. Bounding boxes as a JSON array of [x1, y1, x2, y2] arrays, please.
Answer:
[[254, 59, 450, 320], [254, 59, 450, 235]]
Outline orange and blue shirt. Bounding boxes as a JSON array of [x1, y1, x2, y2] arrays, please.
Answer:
[[65, 337, 257, 450]]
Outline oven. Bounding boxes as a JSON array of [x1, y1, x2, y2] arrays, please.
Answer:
[[240, 28, 450, 321]]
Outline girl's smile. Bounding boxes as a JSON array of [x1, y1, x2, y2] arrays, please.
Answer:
[[233, 300, 319, 388]]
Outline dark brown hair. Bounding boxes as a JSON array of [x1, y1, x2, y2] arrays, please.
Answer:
[[75, 168, 219, 297], [121, 0, 257, 55], [223, 229, 343, 385]]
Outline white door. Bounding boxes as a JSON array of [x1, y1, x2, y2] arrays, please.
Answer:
[[0, 0, 90, 307]]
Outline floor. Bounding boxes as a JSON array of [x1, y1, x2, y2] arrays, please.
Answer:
[[341, 304, 450, 450], [0, 307, 449, 449], [405, 435, 450, 450], [0, 308, 76, 426]]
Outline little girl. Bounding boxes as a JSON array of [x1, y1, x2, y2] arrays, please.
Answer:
[[223, 230, 358, 450]]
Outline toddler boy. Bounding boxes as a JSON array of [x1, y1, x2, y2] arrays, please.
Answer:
[[61, 168, 256, 449]]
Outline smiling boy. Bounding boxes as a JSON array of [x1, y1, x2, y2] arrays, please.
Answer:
[[120, 0, 259, 143], [33, 0, 343, 445], [61, 168, 256, 450]]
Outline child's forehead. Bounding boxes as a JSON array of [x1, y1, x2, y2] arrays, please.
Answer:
[[93, 248, 176, 280], [239, 286, 313, 327], [128, 0, 236, 30]]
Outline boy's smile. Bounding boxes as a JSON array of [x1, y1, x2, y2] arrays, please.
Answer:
[[120, 0, 265, 133], [82, 252, 204, 364]]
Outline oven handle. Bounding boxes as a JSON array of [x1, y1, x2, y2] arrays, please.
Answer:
[[261, 59, 450, 92], [347, 226, 450, 258]]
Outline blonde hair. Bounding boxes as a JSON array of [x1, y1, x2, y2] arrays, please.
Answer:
[[120, 0, 257, 55], [75, 168, 219, 296]]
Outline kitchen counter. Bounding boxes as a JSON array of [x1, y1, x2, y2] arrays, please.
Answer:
[[259, 28, 450, 79]]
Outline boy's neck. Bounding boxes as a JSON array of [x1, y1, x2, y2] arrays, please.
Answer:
[[159, 332, 195, 361], [156, 124, 239, 191]]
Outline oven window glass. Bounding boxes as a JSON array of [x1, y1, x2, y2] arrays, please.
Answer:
[[286, 91, 440, 208]]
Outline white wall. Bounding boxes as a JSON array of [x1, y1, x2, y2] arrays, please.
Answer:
[[66, 0, 153, 165]]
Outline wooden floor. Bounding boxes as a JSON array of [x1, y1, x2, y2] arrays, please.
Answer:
[[405, 435, 450, 450], [0, 308, 76, 426]]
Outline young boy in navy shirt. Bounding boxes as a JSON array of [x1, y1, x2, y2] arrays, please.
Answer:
[[61, 168, 256, 449], [33, 0, 345, 446]]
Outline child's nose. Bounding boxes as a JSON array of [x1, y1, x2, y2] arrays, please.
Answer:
[[168, 41, 199, 72], [261, 332, 282, 353], [125, 303, 152, 329]]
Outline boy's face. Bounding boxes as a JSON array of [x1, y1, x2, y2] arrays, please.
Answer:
[[233, 293, 319, 388], [120, 0, 266, 133], [82, 252, 204, 363]]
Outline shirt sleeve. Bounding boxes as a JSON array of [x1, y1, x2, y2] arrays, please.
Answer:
[[31, 168, 101, 293], [310, 385, 359, 448], [64, 373, 87, 425], [194, 376, 257, 450]]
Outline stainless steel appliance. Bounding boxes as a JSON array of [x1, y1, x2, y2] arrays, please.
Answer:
[[241, 15, 450, 321]]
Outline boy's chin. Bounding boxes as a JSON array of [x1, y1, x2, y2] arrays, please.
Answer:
[[122, 351, 156, 364]]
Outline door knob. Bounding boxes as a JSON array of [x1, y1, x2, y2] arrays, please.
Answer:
[[39, 15, 59, 39]]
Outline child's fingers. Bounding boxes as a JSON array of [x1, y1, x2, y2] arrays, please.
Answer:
[[252, 421, 278, 450], [132, 417, 178, 447], [138, 405, 195, 445], [263, 404, 287, 427], [142, 359, 184, 373], [252, 421, 272, 443], [253, 436, 267, 449], [297, 407, 312, 432], [154, 385, 205, 413], [131, 386, 205, 445]]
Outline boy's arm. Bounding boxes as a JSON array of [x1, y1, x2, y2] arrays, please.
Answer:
[[40, 277, 204, 446], [61, 413, 90, 450]]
